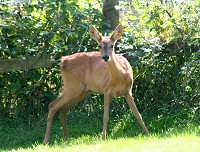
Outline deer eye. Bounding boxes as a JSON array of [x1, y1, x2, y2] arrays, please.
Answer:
[[98, 45, 102, 49], [110, 45, 114, 48]]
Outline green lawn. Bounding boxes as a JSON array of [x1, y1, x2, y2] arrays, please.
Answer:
[[1, 115, 199, 152], [10, 131, 200, 152]]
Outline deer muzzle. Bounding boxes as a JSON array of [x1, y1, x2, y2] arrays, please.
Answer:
[[102, 55, 109, 62]]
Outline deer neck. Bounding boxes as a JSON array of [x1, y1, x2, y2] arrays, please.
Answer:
[[106, 53, 125, 80]]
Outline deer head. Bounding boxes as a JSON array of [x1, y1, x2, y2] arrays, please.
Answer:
[[89, 25, 124, 62]]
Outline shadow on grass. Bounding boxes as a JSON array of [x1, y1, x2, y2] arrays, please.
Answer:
[[0, 118, 45, 151], [0, 113, 103, 151], [110, 114, 200, 140]]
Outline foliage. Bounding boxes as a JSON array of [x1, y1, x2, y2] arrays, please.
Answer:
[[0, 0, 105, 121], [0, 0, 199, 147], [119, 0, 200, 129]]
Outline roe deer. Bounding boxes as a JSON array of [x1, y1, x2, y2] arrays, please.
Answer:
[[43, 25, 149, 144]]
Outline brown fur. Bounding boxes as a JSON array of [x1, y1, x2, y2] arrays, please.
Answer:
[[43, 25, 149, 144]]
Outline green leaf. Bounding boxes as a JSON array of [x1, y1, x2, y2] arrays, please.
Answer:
[[129, 16, 138, 20], [1, 4, 8, 12], [41, 31, 49, 35], [24, 5, 34, 13]]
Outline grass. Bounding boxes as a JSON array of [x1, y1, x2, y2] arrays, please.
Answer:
[[0, 118, 199, 152], [0, 111, 199, 152], [10, 132, 200, 152]]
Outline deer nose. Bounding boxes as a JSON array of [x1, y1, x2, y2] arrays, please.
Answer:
[[102, 55, 109, 62]]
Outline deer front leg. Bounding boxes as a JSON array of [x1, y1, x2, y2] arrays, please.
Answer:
[[125, 93, 149, 135], [102, 93, 111, 140]]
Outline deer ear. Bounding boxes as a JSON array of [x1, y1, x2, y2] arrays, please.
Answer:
[[110, 24, 124, 42], [89, 25, 102, 44]]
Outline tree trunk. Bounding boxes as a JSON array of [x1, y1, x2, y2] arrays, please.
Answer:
[[102, 0, 119, 30]]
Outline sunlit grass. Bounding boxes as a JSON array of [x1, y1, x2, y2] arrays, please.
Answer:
[[0, 116, 199, 152], [11, 130, 200, 152]]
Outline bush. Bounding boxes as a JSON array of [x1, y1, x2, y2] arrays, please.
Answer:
[[119, 0, 200, 129], [0, 0, 199, 132], [0, 0, 105, 122]]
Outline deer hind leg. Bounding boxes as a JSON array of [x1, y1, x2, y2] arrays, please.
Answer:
[[43, 83, 87, 144], [59, 92, 91, 141], [125, 93, 149, 135], [59, 107, 69, 141], [43, 93, 68, 144]]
